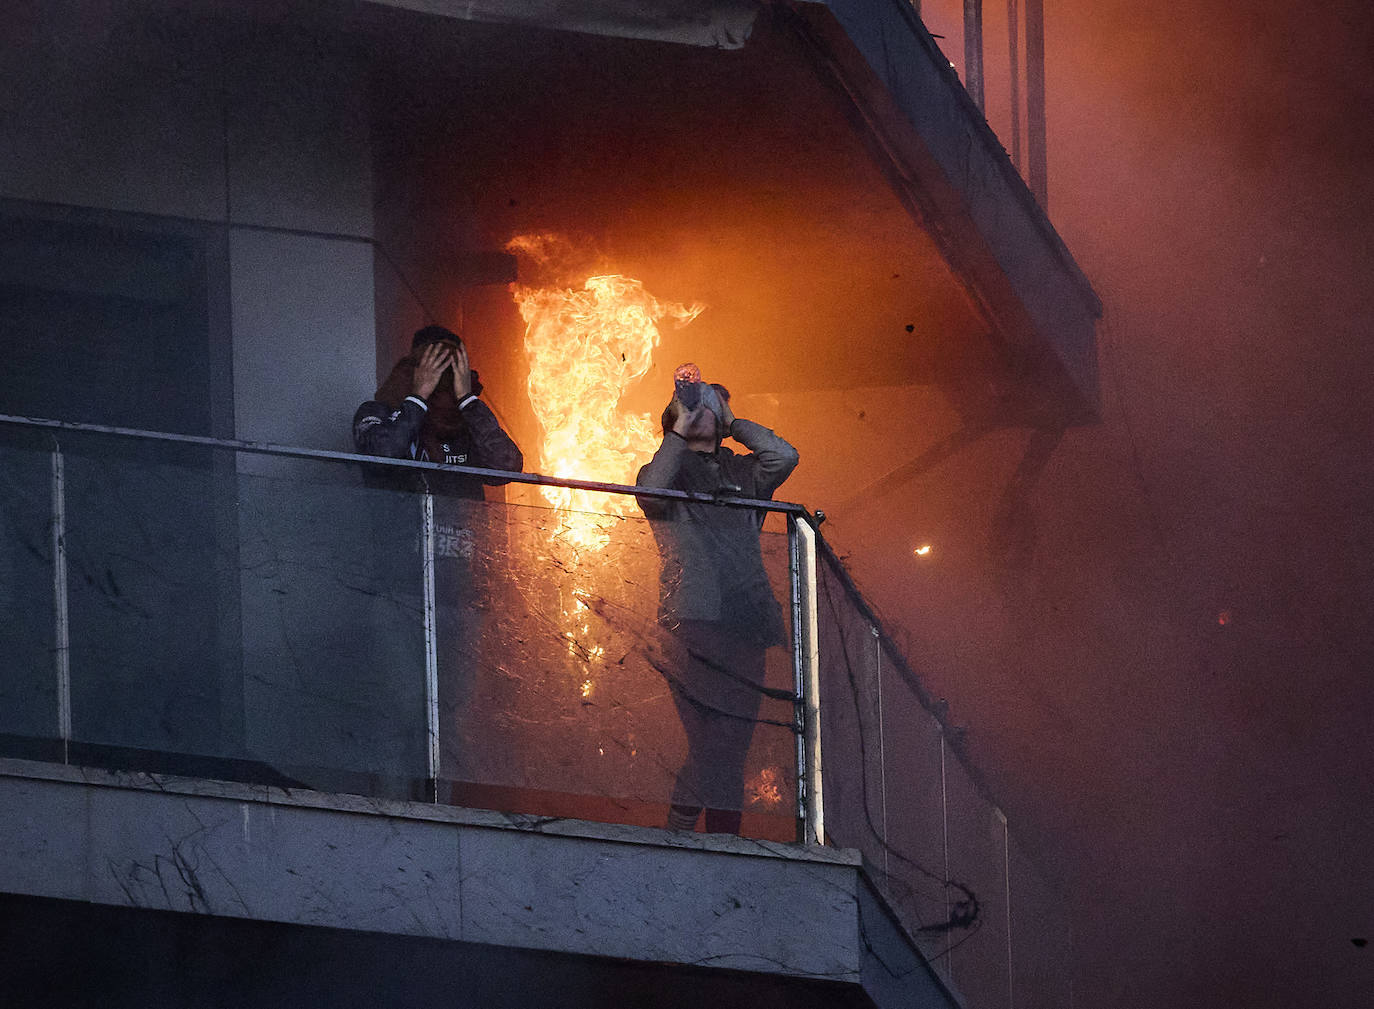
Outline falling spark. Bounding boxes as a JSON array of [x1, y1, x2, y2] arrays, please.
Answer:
[[914, 544, 933, 557]]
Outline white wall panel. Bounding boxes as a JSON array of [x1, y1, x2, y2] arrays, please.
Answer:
[[229, 229, 376, 452], [0, 0, 226, 219], [225, 26, 374, 238]]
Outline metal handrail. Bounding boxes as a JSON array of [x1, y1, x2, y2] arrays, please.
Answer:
[[2, 409, 995, 794], [0, 413, 809, 516]]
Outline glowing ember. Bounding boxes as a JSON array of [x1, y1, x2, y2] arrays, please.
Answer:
[[747, 766, 784, 809], [914, 544, 933, 557]]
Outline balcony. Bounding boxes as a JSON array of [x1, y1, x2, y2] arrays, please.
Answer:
[[0, 415, 1068, 1008], [1, 0, 1097, 1000]]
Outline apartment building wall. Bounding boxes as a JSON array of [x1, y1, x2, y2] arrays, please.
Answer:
[[1, 0, 376, 452]]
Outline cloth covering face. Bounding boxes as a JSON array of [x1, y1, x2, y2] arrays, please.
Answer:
[[635, 419, 799, 647]]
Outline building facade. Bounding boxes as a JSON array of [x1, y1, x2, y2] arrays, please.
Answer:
[[0, 1, 1094, 1005]]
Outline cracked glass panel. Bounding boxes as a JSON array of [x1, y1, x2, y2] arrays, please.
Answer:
[[942, 746, 1011, 1009], [19, 431, 429, 795], [433, 493, 798, 841], [0, 432, 60, 759], [62, 435, 232, 769], [816, 552, 992, 978], [237, 459, 429, 799], [8, 429, 798, 837]]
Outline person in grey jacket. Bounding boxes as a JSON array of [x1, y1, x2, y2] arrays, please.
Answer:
[[636, 371, 799, 834]]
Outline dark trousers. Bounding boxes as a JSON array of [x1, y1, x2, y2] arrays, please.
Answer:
[[665, 620, 768, 834]]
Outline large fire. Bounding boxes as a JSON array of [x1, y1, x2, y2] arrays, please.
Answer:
[[509, 245, 703, 550], [508, 236, 704, 700]]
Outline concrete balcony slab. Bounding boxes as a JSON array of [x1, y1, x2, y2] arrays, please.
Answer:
[[0, 758, 961, 1008]]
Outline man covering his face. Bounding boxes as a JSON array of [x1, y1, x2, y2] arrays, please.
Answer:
[[353, 324, 523, 497]]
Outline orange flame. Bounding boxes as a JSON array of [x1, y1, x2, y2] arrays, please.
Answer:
[[511, 258, 703, 550], [508, 236, 704, 699], [747, 766, 784, 809]]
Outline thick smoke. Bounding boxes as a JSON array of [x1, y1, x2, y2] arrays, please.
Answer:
[[888, 2, 1374, 1006]]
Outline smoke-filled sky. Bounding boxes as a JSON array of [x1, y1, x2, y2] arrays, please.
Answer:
[[898, 1, 1374, 1005]]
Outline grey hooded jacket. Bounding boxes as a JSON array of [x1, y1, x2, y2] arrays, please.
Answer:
[[635, 419, 799, 647]]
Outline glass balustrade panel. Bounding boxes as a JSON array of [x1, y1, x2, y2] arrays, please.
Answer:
[[874, 655, 949, 960], [942, 743, 1012, 1009], [0, 432, 61, 761], [432, 491, 797, 841], [815, 558, 887, 864]]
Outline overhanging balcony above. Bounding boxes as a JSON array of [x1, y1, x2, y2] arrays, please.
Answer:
[[361, 0, 1102, 424], [366, 0, 763, 48], [802, 0, 1102, 421]]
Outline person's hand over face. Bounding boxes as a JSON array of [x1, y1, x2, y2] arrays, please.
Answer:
[[670, 398, 695, 439], [411, 343, 452, 400], [714, 388, 735, 431], [671, 399, 718, 441], [451, 342, 473, 399]]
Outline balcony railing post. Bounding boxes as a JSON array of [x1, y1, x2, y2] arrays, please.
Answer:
[[421, 490, 439, 802], [789, 518, 803, 831], [789, 514, 824, 846], [49, 437, 71, 763], [940, 732, 953, 974], [964, 0, 986, 111], [1000, 806, 1013, 1009], [873, 625, 889, 881], [1009, 0, 1022, 169], [1025, 0, 1048, 205]]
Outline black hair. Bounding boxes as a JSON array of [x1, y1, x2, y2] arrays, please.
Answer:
[[412, 324, 461, 349]]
